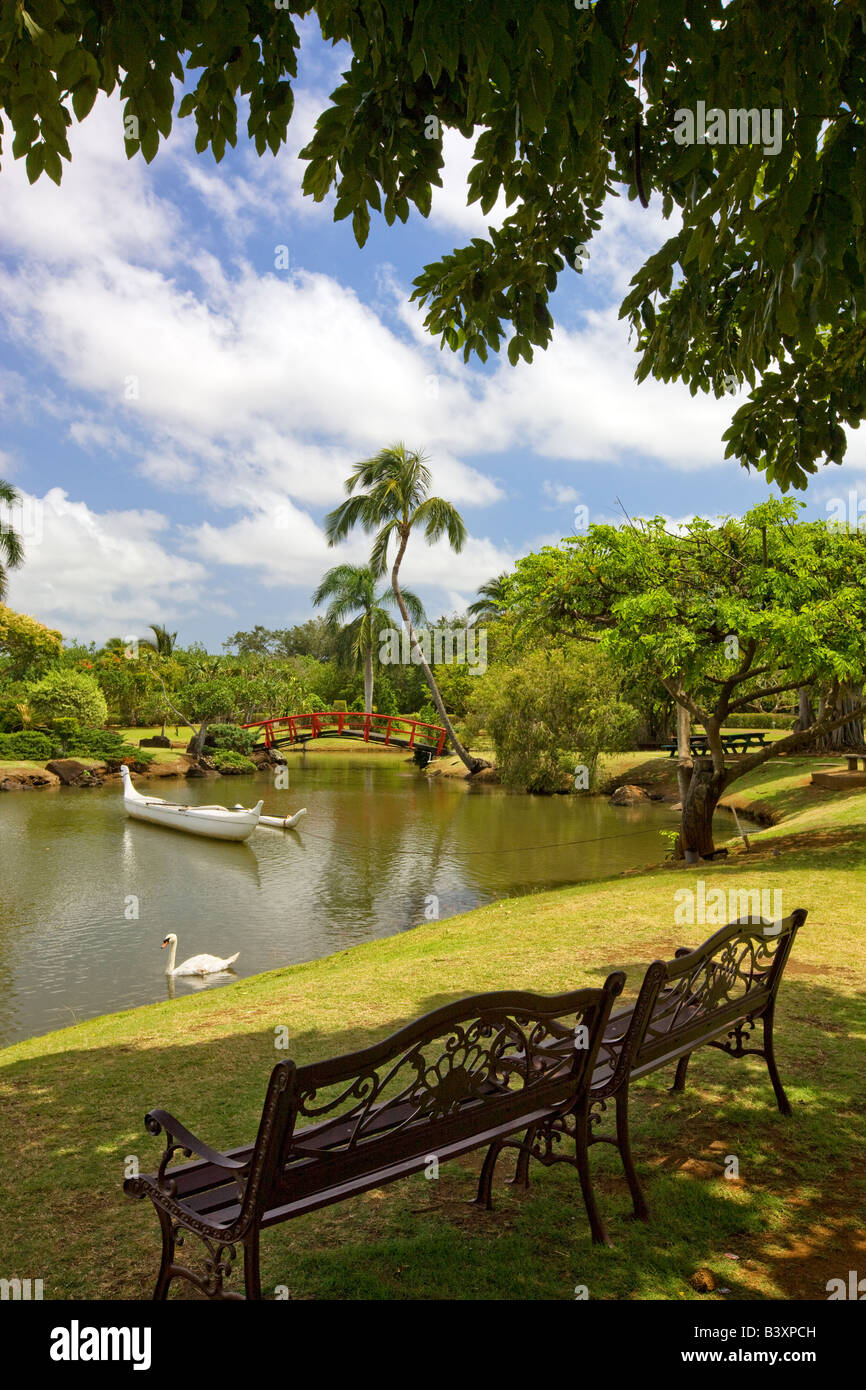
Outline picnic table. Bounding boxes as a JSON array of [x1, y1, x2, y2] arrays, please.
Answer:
[[661, 731, 770, 758]]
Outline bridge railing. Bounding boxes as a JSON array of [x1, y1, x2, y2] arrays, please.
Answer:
[[241, 711, 448, 755]]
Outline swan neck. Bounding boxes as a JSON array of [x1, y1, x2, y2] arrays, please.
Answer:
[[166, 938, 176, 974]]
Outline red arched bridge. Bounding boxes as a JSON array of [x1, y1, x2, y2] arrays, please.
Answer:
[[242, 711, 448, 762]]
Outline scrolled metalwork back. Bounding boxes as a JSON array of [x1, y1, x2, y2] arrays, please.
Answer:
[[266, 980, 623, 1199], [634, 911, 806, 1068]]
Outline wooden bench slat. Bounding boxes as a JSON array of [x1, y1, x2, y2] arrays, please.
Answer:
[[259, 1102, 564, 1226]]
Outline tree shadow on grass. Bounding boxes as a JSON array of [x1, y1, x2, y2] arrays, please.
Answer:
[[0, 978, 862, 1300]]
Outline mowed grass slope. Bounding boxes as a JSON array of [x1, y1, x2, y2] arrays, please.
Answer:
[[1, 767, 864, 1301]]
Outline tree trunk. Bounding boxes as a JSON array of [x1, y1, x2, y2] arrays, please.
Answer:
[[810, 682, 864, 751], [673, 695, 694, 859], [363, 642, 374, 714], [680, 757, 728, 858], [154, 672, 204, 755], [825, 681, 865, 751], [675, 702, 692, 808], [190, 721, 209, 759], [794, 686, 815, 732], [391, 534, 488, 774]]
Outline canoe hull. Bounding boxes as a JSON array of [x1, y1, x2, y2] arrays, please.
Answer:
[[124, 799, 259, 841], [120, 765, 261, 841]]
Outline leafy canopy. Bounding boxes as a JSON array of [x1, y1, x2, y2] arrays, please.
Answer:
[[471, 641, 637, 793], [508, 498, 866, 761], [5, 3, 865, 487], [0, 604, 63, 678], [26, 666, 109, 727]]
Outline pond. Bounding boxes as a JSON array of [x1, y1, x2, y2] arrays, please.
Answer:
[[0, 753, 753, 1046]]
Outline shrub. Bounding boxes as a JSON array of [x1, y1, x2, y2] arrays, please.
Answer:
[[27, 669, 108, 728], [0, 685, 28, 732], [50, 717, 80, 753], [471, 644, 638, 792], [723, 712, 793, 729], [298, 692, 327, 713], [206, 723, 257, 755], [0, 730, 56, 761], [64, 729, 154, 767], [372, 678, 398, 715], [212, 749, 256, 774]]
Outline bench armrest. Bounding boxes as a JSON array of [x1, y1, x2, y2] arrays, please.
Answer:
[[145, 1109, 249, 1184]]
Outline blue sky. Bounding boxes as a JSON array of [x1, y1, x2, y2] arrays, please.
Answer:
[[1, 20, 863, 649]]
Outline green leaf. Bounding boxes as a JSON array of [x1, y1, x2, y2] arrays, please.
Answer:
[[25, 142, 44, 183], [71, 80, 98, 122], [42, 145, 62, 185], [140, 123, 159, 163]]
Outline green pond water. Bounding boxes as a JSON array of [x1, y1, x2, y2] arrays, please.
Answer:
[[0, 753, 754, 1046]]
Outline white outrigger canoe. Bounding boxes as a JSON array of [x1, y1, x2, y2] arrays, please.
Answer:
[[120, 765, 262, 842]]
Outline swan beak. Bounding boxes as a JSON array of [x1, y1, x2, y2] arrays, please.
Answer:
[[161, 939, 169, 948]]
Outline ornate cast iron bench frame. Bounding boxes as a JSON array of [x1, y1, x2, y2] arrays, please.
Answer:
[[480, 910, 808, 1225], [124, 973, 625, 1299]]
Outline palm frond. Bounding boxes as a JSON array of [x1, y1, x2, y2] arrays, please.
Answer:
[[394, 585, 425, 627], [324, 494, 374, 546], [413, 496, 468, 552], [370, 520, 400, 578], [0, 522, 24, 570]]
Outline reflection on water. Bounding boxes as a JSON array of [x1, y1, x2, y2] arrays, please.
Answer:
[[0, 753, 750, 1045]]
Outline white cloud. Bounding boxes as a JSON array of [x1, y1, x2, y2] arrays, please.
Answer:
[[542, 480, 581, 506], [0, 98, 181, 272], [5, 489, 207, 642], [428, 128, 510, 236], [186, 504, 515, 605]]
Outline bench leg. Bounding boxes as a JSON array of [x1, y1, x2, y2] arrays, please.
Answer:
[[472, 1139, 504, 1210], [508, 1125, 536, 1189], [574, 1110, 610, 1246], [153, 1208, 177, 1300], [243, 1231, 262, 1300], [671, 1052, 691, 1093], [615, 1090, 649, 1222], [762, 1004, 792, 1117]]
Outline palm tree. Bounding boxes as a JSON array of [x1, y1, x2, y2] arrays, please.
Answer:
[[0, 479, 25, 602], [138, 624, 178, 737], [143, 623, 178, 656], [467, 573, 510, 622], [312, 563, 424, 713], [324, 443, 489, 773]]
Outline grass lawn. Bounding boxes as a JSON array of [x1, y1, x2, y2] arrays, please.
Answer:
[[0, 759, 863, 1301], [114, 727, 192, 764]]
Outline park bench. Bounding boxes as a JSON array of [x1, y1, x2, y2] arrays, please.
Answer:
[[124, 973, 625, 1299], [480, 910, 808, 1225], [662, 731, 770, 757]]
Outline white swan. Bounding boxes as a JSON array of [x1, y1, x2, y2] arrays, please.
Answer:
[[161, 933, 239, 977]]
